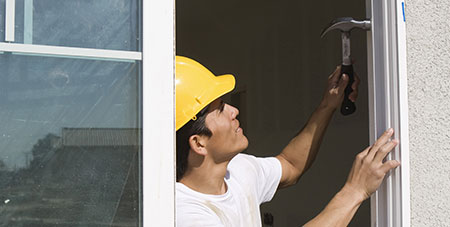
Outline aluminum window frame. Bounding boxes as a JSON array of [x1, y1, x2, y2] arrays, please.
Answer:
[[367, 0, 410, 226]]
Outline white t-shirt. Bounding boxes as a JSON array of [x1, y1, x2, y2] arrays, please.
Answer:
[[176, 153, 282, 227]]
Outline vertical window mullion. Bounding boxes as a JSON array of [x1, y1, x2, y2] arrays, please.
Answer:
[[5, 0, 15, 42]]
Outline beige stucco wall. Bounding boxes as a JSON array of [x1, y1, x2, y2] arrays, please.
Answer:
[[406, 0, 450, 225]]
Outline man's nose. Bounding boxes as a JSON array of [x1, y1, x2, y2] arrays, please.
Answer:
[[229, 105, 239, 119]]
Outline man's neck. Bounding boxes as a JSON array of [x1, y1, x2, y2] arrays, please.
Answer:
[[179, 157, 230, 195]]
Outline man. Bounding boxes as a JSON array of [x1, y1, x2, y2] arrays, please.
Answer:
[[175, 56, 400, 226]]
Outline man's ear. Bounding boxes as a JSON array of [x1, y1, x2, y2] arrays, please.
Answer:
[[188, 135, 208, 156]]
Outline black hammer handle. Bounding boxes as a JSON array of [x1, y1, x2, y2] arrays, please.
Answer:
[[340, 64, 356, 115]]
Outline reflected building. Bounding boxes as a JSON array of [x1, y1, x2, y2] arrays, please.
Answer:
[[0, 128, 141, 227]]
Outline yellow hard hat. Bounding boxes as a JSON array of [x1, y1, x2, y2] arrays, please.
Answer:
[[176, 56, 235, 131]]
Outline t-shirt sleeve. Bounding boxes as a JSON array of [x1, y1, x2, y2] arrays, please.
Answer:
[[253, 156, 282, 203], [230, 154, 282, 204]]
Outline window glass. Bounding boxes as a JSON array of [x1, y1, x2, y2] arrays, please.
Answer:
[[0, 0, 4, 42], [0, 54, 141, 226], [14, 0, 140, 51]]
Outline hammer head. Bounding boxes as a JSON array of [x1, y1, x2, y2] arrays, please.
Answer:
[[320, 17, 371, 38]]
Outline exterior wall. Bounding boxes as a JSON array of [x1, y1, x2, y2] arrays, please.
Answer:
[[406, 0, 450, 225]]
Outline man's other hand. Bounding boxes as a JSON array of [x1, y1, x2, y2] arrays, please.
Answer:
[[344, 128, 400, 201]]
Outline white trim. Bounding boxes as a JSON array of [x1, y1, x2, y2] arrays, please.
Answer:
[[366, 2, 379, 226], [396, 0, 410, 226], [368, 0, 410, 226], [5, 0, 15, 42], [142, 0, 175, 227], [0, 42, 142, 62]]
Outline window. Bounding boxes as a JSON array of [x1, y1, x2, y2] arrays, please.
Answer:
[[0, 1, 144, 226]]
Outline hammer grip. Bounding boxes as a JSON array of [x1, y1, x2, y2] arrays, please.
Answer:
[[340, 64, 356, 115]]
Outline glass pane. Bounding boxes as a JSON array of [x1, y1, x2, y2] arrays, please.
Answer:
[[0, 0, 4, 42], [0, 54, 141, 226], [14, 0, 140, 51]]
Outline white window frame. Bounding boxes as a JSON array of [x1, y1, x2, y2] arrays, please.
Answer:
[[1, 0, 409, 224], [0, 43, 141, 62], [142, 0, 175, 227], [367, 0, 410, 226], [142, 0, 411, 226]]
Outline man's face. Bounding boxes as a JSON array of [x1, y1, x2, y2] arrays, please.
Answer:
[[203, 98, 248, 162]]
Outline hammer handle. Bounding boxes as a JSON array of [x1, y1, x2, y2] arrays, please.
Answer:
[[341, 64, 356, 115]]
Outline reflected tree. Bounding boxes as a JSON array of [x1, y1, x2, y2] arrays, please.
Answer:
[[29, 133, 60, 170], [0, 130, 140, 226]]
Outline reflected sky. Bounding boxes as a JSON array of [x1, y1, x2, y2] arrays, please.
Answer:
[[13, 0, 140, 51], [0, 55, 140, 169], [0, 0, 4, 43], [1, 0, 141, 169]]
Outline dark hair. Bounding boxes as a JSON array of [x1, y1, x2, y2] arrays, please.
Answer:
[[176, 105, 212, 181]]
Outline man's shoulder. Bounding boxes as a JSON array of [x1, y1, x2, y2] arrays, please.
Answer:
[[227, 153, 282, 205], [227, 153, 272, 182], [229, 153, 280, 172], [176, 182, 205, 201], [229, 153, 256, 166]]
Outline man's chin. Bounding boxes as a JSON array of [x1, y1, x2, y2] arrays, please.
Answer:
[[242, 136, 249, 148], [226, 139, 249, 160], [235, 141, 249, 155]]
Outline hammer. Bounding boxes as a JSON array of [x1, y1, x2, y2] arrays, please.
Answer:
[[321, 17, 371, 115]]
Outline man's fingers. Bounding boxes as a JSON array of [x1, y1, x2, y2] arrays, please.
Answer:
[[338, 74, 349, 91], [355, 146, 371, 165], [373, 139, 398, 163], [349, 73, 360, 102], [349, 90, 358, 103], [381, 160, 400, 174], [329, 66, 341, 82], [367, 128, 394, 160]]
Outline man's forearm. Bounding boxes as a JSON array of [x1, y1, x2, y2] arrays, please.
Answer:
[[278, 102, 335, 178], [303, 185, 365, 227], [276, 68, 355, 188]]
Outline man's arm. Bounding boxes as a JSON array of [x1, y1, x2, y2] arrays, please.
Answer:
[[304, 128, 400, 226], [276, 66, 359, 188]]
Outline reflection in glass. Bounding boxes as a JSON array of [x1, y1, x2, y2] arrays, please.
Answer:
[[14, 0, 140, 51], [0, 0, 4, 42], [0, 54, 141, 226]]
